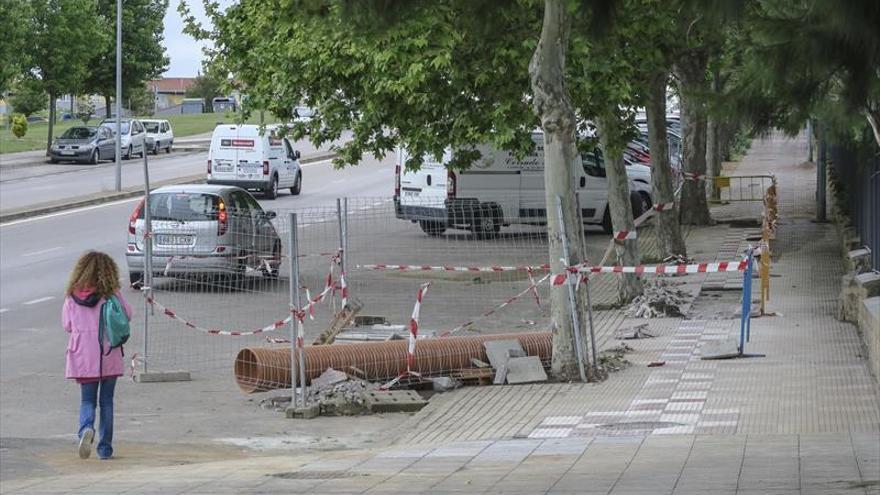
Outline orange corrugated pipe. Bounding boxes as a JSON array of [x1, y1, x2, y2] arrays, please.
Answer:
[[234, 332, 552, 393]]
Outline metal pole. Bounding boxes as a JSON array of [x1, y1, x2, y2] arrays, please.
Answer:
[[141, 151, 152, 374], [555, 196, 588, 383], [342, 197, 349, 276], [288, 213, 300, 408], [817, 124, 827, 222], [114, 0, 122, 192], [336, 198, 345, 270], [574, 194, 597, 375]]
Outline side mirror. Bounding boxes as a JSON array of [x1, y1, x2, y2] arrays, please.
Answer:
[[294, 150, 301, 160], [262, 210, 277, 221]]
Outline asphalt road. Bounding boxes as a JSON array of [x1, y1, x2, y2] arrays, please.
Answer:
[[0, 132, 352, 212]]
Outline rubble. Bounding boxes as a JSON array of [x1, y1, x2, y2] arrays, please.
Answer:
[[624, 280, 691, 318], [614, 323, 655, 339], [597, 344, 633, 373]]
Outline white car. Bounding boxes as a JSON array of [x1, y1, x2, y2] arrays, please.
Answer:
[[142, 119, 174, 154], [206, 124, 303, 200], [394, 131, 652, 236], [99, 118, 146, 160]]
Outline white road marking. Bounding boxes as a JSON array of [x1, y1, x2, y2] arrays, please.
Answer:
[[22, 246, 63, 257], [0, 197, 141, 228], [300, 158, 333, 168], [22, 296, 55, 305], [0, 308, 9, 314]]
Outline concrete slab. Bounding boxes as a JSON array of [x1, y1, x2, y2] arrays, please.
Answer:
[[134, 370, 192, 383], [311, 368, 349, 390], [505, 356, 548, 384], [365, 390, 428, 413], [484, 339, 525, 370], [700, 338, 741, 360], [286, 403, 321, 419]]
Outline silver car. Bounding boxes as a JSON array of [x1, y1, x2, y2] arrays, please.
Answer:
[[99, 118, 147, 160], [125, 184, 282, 285]]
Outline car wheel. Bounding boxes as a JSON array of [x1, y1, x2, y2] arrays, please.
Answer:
[[129, 271, 143, 288], [419, 220, 447, 236], [290, 172, 302, 195], [166, 143, 172, 154], [123, 145, 132, 160], [89, 149, 98, 165], [264, 175, 278, 199], [602, 207, 613, 234], [152, 143, 159, 155], [472, 206, 501, 239], [49, 158, 59, 164]]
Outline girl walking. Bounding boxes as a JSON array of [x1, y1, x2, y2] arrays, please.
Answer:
[[62, 251, 132, 459]]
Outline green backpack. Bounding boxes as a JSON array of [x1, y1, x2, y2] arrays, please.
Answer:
[[99, 295, 130, 355]]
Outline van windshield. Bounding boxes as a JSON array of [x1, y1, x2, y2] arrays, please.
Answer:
[[140, 193, 221, 221], [143, 122, 160, 133]]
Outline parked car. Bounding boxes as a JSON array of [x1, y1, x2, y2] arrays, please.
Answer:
[[206, 124, 303, 199], [99, 118, 146, 159], [142, 119, 174, 154], [125, 184, 282, 285], [48, 126, 115, 164], [394, 131, 650, 236]]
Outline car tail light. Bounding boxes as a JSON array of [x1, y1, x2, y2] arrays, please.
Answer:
[[262, 160, 270, 175], [394, 164, 401, 198], [207, 159, 212, 175], [447, 171, 456, 199], [217, 198, 228, 236], [129, 198, 144, 235]]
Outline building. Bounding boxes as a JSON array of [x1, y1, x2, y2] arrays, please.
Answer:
[[148, 78, 197, 112]]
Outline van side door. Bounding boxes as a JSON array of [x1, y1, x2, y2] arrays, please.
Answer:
[[282, 138, 297, 186], [579, 148, 607, 223]]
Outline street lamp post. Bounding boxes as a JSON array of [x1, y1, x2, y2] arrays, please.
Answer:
[[115, 0, 122, 192]]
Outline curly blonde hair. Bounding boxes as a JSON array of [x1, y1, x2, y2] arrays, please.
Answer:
[[66, 251, 121, 298]]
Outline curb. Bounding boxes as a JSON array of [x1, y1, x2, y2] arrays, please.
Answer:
[[0, 152, 337, 224]]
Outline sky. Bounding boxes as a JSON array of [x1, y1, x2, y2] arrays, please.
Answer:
[[162, 0, 233, 78]]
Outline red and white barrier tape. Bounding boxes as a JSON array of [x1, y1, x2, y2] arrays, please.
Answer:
[[526, 267, 541, 309], [551, 259, 748, 285], [613, 230, 638, 241], [441, 272, 552, 337], [681, 171, 706, 182], [407, 283, 430, 369], [359, 263, 551, 273]]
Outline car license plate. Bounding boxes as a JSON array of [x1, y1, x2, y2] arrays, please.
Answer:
[[215, 160, 233, 172], [156, 234, 194, 246], [61, 151, 75, 156], [237, 167, 259, 177]]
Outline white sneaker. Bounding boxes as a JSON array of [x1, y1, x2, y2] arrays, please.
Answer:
[[78, 428, 94, 459]]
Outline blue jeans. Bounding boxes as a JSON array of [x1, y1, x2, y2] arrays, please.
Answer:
[[78, 378, 117, 459]]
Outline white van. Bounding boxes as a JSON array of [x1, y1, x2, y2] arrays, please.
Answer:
[[207, 124, 303, 199], [394, 132, 653, 236]]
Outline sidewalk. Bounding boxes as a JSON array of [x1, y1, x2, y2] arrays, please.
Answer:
[[2, 132, 878, 494]]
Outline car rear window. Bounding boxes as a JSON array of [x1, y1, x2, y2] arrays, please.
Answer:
[[144, 122, 160, 133], [141, 193, 221, 221]]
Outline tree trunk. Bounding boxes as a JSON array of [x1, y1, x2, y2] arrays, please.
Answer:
[[675, 51, 712, 225], [645, 73, 687, 258], [529, 0, 590, 381], [866, 104, 880, 148], [46, 93, 56, 155], [706, 116, 720, 200], [105, 94, 112, 118], [596, 114, 643, 303]]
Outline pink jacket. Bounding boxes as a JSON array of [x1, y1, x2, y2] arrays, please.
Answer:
[[62, 289, 133, 380]]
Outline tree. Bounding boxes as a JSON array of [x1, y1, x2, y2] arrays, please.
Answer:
[[77, 97, 96, 124], [83, 0, 169, 117], [187, 0, 664, 379], [186, 72, 224, 113], [29, 0, 103, 153], [11, 114, 28, 139], [127, 84, 155, 115], [0, 0, 30, 94], [9, 78, 47, 117]]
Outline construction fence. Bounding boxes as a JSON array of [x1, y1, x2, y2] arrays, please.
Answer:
[[131, 190, 765, 395]]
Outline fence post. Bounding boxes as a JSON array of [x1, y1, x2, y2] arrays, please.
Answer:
[[343, 197, 349, 276], [141, 150, 152, 374], [739, 248, 754, 354], [288, 213, 300, 408], [574, 195, 598, 376], [817, 124, 827, 222], [555, 196, 588, 382]]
